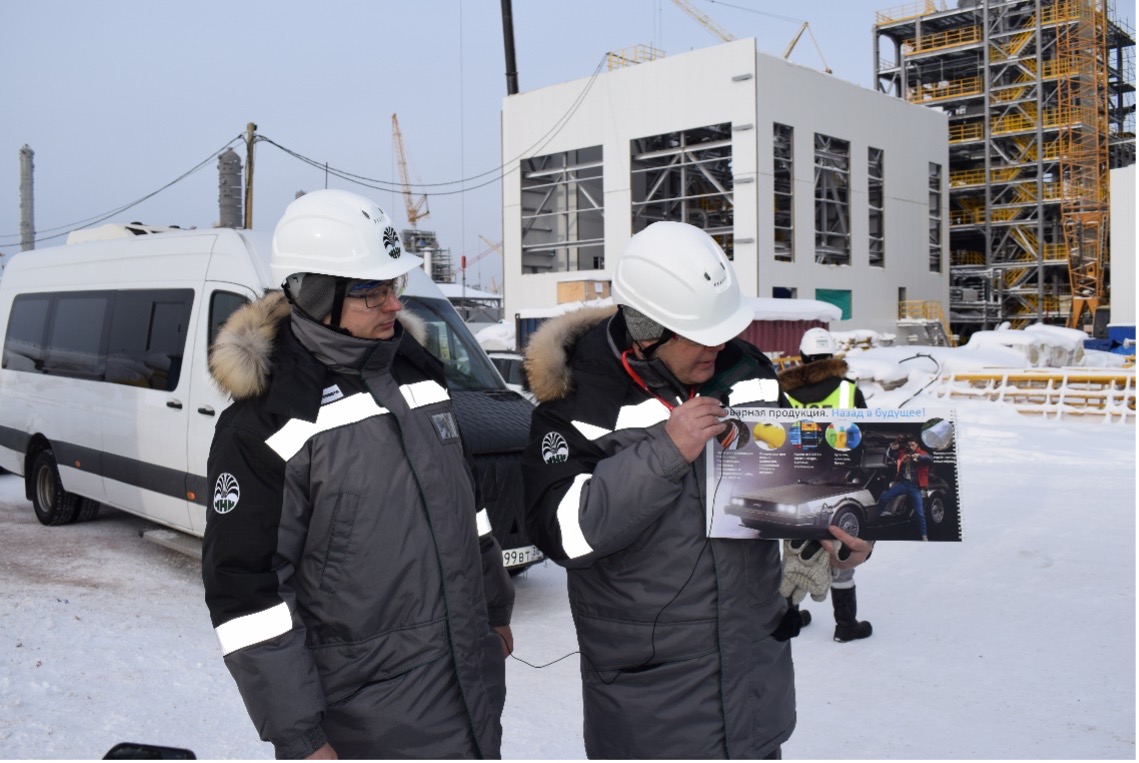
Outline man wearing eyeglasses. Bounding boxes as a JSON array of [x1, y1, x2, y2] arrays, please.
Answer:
[[202, 189, 514, 760], [521, 221, 872, 759]]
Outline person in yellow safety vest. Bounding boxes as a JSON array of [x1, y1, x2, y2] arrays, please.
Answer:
[[777, 327, 873, 642]]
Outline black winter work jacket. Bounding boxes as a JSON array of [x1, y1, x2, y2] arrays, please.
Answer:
[[521, 307, 796, 759], [202, 293, 512, 759], [778, 356, 868, 409]]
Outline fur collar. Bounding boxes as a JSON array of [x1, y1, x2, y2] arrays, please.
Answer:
[[523, 305, 617, 404], [209, 291, 428, 400], [777, 356, 849, 394]]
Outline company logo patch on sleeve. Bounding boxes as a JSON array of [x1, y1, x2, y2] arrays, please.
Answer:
[[541, 432, 569, 464], [321, 384, 345, 405], [213, 473, 241, 514], [430, 412, 460, 443]]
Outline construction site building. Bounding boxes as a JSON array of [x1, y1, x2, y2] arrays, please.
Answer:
[[501, 39, 951, 341], [874, 0, 1135, 337], [399, 228, 455, 285]]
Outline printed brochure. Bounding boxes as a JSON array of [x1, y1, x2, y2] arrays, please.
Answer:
[[706, 407, 962, 542]]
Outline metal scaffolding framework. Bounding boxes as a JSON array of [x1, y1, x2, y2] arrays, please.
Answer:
[[874, 0, 1135, 334]]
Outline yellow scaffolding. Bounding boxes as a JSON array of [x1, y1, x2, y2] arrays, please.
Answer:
[[876, 0, 948, 25], [898, 300, 957, 346], [606, 45, 666, 70], [1056, 0, 1110, 328], [902, 25, 982, 54]]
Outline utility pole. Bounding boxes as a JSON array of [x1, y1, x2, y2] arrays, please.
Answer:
[[244, 122, 257, 229], [19, 145, 34, 251]]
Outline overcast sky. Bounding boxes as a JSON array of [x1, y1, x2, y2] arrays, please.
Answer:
[[1, 0, 1133, 289]]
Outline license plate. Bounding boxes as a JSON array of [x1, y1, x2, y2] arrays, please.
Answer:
[[502, 544, 543, 568]]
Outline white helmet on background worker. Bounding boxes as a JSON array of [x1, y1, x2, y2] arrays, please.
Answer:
[[611, 221, 752, 348], [800, 327, 838, 358]]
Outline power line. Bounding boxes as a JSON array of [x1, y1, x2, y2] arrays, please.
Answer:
[[3, 53, 609, 244], [704, 0, 802, 25], [1, 135, 245, 245], [258, 54, 609, 195]]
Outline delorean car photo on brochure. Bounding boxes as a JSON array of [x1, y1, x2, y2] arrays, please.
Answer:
[[724, 444, 954, 540]]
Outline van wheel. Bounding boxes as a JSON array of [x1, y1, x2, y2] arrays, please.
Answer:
[[75, 498, 102, 523], [31, 451, 80, 526]]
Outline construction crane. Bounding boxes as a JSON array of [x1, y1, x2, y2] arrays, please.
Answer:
[[670, 0, 735, 43], [462, 235, 502, 289], [670, 1, 833, 75], [783, 21, 832, 74], [391, 113, 429, 228]]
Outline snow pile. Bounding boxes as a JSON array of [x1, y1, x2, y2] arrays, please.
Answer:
[[962, 321, 1090, 367], [475, 321, 516, 352]]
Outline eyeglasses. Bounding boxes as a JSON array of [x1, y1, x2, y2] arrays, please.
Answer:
[[346, 276, 406, 308]]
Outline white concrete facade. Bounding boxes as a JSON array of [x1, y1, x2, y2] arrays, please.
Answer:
[[1109, 165, 1135, 326], [501, 39, 949, 337]]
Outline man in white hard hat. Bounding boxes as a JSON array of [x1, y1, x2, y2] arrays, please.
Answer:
[[202, 189, 514, 759], [521, 221, 872, 759], [778, 328, 873, 642]]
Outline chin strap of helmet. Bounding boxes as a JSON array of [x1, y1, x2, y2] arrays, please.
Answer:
[[327, 278, 349, 330]]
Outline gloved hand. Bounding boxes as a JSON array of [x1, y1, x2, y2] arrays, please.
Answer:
[[779, 539, 832, 605]]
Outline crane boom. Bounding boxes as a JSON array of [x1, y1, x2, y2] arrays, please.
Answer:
[[782, 21, 832, 74], [670, 0, 736, 43], [391, 113, 429, 227]]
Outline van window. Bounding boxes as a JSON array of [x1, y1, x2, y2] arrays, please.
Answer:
[[401, 296, 503, 391], [4, 289, 193, 390], [106, 290, 193, 390], [46, 292, 110, 381], [3, 294, 51, 372], [209, 291, 249, 350]]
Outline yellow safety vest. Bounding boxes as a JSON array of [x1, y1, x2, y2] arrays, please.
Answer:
[[786, 379, 857, 409]]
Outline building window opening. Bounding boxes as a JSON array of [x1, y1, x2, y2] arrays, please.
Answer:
[[774, 123, 794, 262], [520, 146, 604, 274], [869, 147, 885, 268], [630, 123, 734, 258], [814, 133, 851, 266], [929, 162, 943, 273]]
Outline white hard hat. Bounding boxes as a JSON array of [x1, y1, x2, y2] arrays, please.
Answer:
[[800, 327, 837, 356], [270, 189, 422, 287], [611, 221, 752, 347]]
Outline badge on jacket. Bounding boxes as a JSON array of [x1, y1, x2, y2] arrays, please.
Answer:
[[431, 412, 460, 443], [213, 473, 241, 514], [541, 432, 569, 464]]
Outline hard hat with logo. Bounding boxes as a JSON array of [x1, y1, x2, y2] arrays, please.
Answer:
[[800, 327, 838, 357], [611, 221, 752, 347], [270, 189, 422, 289]]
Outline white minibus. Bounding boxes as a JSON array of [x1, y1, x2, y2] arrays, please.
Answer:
[[0, 225, 541, 570]]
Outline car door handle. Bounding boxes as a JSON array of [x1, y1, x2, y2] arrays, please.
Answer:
[[197, 406, 216, 416], [167, 400, 183, 410]]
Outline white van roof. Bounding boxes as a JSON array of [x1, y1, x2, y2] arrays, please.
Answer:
[[66, 223, 193, 245]]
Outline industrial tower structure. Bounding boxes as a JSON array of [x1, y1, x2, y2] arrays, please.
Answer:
[[391, 113, 455, 284], [874, 0, 1135, 336]]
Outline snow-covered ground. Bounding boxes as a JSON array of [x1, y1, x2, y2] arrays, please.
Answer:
[[0, 341, 1134, 759]]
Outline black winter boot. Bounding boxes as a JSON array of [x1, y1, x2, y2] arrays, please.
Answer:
[[831, 586, 872, 642]]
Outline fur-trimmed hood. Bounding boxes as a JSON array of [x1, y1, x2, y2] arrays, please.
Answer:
[[209, 291, 428, 400], [777, 356, 849, 395], [523, 305, 617, 404]]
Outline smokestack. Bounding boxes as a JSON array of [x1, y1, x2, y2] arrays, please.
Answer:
[[217, 148, 243, 228], [19, 145, 34, 251]]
